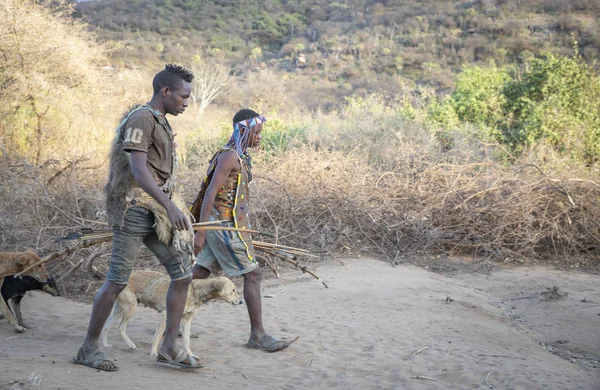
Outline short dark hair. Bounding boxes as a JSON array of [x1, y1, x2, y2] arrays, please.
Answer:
[[152, 64, 194, 94], [233, 108, 259, 123]]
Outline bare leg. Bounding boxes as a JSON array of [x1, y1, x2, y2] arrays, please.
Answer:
[[242, 267, 294, 352], [159, 277, 191, 357], [192, 264, 211, 279], [243, 267, 266, 342], [79, 281, 126, 370]]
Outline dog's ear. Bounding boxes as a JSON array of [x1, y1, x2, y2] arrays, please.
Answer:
[[212, 278, 225, 291]]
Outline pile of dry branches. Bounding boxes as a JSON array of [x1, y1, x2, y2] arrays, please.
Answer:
[[249, 148, 600, 267]]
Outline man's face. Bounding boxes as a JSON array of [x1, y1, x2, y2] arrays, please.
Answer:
[[247, 123, 263, 148], [163, 81, 191, 116]]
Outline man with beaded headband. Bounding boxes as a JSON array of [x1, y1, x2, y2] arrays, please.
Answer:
[[190, 108, 295, 352]]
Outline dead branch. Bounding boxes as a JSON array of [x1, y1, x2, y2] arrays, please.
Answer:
[[16, 236, 112, 276], [254, 174, 293, 212], [57, 258, 84, 283], [262, 249, 328, 288]]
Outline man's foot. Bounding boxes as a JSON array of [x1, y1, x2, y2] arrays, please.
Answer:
[[156, 347, 203, 369], [246, 334, 299, 352], [73, 347, 118, 372]]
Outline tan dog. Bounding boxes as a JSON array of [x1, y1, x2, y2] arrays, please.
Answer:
[[100, 270, 242, 358], [0, 250, 50, 332]]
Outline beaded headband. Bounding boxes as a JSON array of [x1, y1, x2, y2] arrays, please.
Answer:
[[233, 115, 267, 133], [226, 115, 267, 155]]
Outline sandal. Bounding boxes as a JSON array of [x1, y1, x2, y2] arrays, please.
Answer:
[[73, 347, 118, 372], [156, 347, 204, 369], [246, 335, 299, 352]]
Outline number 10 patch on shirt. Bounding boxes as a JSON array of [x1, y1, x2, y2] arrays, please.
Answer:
[[124, 127, 144, 144]]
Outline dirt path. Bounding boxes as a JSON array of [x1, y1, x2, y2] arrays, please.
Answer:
[[1, 258, 598, 389]]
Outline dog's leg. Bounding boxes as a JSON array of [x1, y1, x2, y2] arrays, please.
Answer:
[[12, 295, 31, 329], [181, 313, 198, 359], [150, 314, 167, 357], [0, 277, 25, 333], [100, 304, 119, 348], [117, 291, 137, 350]]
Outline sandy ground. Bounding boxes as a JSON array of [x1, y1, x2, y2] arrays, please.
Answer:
[[0, 257, 599, 390]]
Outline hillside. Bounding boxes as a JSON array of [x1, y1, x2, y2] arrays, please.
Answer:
[[76, 0, 600, 94]]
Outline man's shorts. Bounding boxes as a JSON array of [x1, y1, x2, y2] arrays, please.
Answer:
[[106, 206, 192, 285], [195, 216, 258, 277]]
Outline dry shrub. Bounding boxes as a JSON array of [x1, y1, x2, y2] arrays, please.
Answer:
[[418, 163, 600, 262], [250, 148, 600, 266], [0, 156, 168, 301], [0, 159, 107, 252]]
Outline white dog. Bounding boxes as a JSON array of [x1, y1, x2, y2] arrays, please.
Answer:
[[100, 270, 242, 358]]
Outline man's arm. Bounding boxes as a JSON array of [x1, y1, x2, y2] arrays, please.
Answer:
[[193, 151, 240, 255], [129, 150, 191, 231]]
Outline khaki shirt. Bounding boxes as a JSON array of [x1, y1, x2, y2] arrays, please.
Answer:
[[121, 108, 173, 185]]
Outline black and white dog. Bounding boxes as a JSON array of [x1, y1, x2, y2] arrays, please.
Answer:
[[0, 275, 60, 329]]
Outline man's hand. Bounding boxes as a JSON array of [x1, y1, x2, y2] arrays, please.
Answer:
[[167, 205, 192, 231], [193, 231, 206, 256], [129, 151, 190, 231]]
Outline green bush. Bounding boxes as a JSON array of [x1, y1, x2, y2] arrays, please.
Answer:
[[451, 64, 510, 130], [502, 51, 600, 162], [435, 52, 600, 164]]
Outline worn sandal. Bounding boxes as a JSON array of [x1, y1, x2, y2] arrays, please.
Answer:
[[73, 348, 118, 372], [156, 348, 204, 369], [246, 335, 299, 352]]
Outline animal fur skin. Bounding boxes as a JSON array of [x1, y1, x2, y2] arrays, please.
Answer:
[[0, 275, 60, 329], [104, 105, 141, 229], [0, 250, 51, 332], [134, 191, 194, 254], [100, 270, 242, 358]]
